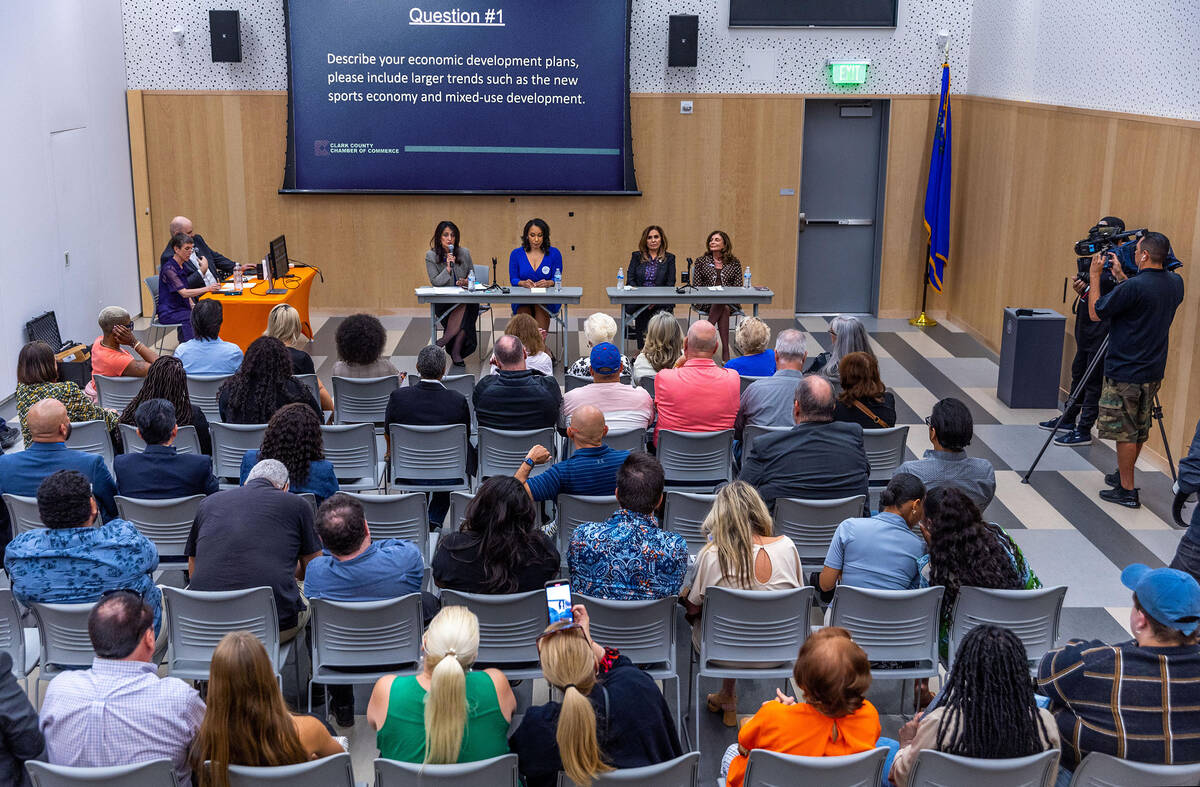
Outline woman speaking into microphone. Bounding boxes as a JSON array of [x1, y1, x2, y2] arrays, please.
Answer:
[[424, 220, 478, 366]]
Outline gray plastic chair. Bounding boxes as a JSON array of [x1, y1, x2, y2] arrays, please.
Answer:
[[144, 274, 182, 353], [297, 492, 317, 513], [742, 746, 889, 787], [565, 374, 592, 391], [29, 601, 96, 698], [161, 586, 292, 684], [223, 752, 354, 786], [375, 753, 519, 787], [408, 373, 478, 430], [331, 374, 400, 426], [27, 757, 179, 786], [637, 376, 654, 397], [772, 495, 867, 566], [948, 585, 1068, 668], [692, 586, 815, 748], [446, 490, 474, 533], [344, 491, 430, 561], [186, 374, 231, 423], [115, 494, 205, 560], [3, 494, 45, 537], [0, 589, 38, 690], [563, 428, 646, 460], [739, 375, 768, 395], [388, 423, 470, 492], [657, 429, 732, 491], [662, 491, 716, 555], [555, 495, 619, 559], [863, 425, 910, 483], [307, 596, 423, 712], [1068, 751, 1200, 786], [66, 420, 115, 472], [93, 374, 145, 413], [829, 585, 943, 691], [118, 423, 201, 455], [293, 374, 321, 410], [558, 751, 700, 787], [478, 426, 556, 483], [440, 590, 544, 679], [209, 422, 268, 483], [907, 748, 1059, 787], [741, 424, 790, 460], [320, 423, 383, 492]]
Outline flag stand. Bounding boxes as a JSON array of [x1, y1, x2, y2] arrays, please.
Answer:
[[910, 243, 938, 327]]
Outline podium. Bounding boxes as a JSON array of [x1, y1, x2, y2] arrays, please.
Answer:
[[997, 308, 1065, 409]]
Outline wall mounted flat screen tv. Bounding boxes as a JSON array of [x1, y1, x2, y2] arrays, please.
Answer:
[[729, 0, 898, 28]]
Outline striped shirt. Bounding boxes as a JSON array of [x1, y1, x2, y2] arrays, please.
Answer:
[[527, 446, 629, 503]]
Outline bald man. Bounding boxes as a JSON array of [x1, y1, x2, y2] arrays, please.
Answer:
[[473, 335, 562, 430], [515, 405, 631, 505], [651, 320, 740, 442], [158, 215, 241, 282]]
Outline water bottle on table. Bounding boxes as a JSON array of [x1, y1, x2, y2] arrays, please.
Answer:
[[233, 267, 243, 293], [554, 270, 562, 293], [467, 267, 476, 291], [617, 267, 624, 290], [743, 267, 752, 289]]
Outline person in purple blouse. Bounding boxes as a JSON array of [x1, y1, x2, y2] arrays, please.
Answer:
[[158, 232, 219, 341], [625, 225, 677, 348]]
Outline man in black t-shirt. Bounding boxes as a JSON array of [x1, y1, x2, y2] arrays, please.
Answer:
[[1088, 231, 1185, 508]]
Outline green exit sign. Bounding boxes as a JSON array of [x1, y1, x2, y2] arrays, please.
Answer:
[[828, 60, 870, 85]]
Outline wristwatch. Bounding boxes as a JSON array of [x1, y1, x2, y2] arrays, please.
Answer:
[[523, 457, 536, 468]]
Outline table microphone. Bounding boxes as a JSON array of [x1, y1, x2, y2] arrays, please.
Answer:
[[677, 257, 693, 293]]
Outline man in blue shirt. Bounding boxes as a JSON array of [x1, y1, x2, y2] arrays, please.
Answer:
[[515, 406, 629, 503], [173, 299, 243, 375]]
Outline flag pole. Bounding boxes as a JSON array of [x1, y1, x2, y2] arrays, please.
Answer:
[[910, 244, 938, 327]]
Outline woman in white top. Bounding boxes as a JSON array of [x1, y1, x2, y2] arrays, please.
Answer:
[[685, 481, 803, 727], [489, 312, 554, 377], [631, 311, 683, 385], [566, 312, 631, 378]]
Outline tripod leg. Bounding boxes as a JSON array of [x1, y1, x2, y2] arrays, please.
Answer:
[[1023, 335, 1111, 483], [1153, 393, 1178, 482]]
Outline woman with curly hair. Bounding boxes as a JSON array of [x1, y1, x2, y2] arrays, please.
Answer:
[[218, 336, 321, 424], [238, 402, 338, 503], [632, 311, 683, 385], [117, 356, 212, 455], [332, 313, 401, 379], [724, 317, 774, 377], [489, 313, 552, 377]]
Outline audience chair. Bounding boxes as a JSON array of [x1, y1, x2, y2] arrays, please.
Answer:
[[320, 423, 384, 492], [555, 494, 619, 561], [331, 374, 400, 427], [658, 429, 732, 492], [409, 372, 478, 431], [558, 751, 700, 787], [565, 374, 592, 392], [565, 428, 646, 460], [307, 595, 423, 712], [863, 426, 910, 506], [208, 422, 268, 485], [223, 752, 354, 786], [118, 423, 201, 455], [691, 586, 815, 749], [65, 420, 115, 473], [293, 374, 321, 411], [297, 492, 317, 513], [1068, 752, 1200, 786], [907, 749, 1059, 787], [29, 601, 95, 702], [440, 590, 545, 680], [115, 494, 205, 562], [27, 757, 179, 787], [344, 491, 430, 563], [374, 753, 519, 787], [637, 375, 654, 398], [662, 491, 716, 555], [93, 375, 145, 413], [772, 495, 867, 567], [143, 274, 182, 355], [742, 747, 889, 787], [948, 585, 1068, 669], [387, 423, 470, 494], [3, 494, 45, 538], [478, 426, 557, 484], [738, 375, 768, 395], [0, 589, 38, 691], [741, 424, 790, 460], [185, 374, 231, 423], [446, 490, 474, 533]]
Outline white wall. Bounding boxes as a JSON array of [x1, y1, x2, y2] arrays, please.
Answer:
[[0, 0, 139, 396]]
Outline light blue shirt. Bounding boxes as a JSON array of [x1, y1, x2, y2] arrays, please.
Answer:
[[824, 511, 925, 590], [304, 539, 424, 601], [174, 337, 243, 375]]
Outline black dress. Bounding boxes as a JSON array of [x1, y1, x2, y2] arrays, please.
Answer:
[[625, 252, 677, 344]]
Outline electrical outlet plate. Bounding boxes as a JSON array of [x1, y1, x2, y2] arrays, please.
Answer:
[[680, 100, 693, 114]]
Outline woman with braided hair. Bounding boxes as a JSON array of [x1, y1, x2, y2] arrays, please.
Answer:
[[237, 402, 338, 503], [888, 625, 1060, 786], [217, 336, 321, 424], [117, 355, 211, 454]]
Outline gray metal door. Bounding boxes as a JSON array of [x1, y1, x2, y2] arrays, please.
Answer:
[[795, 100, 889, 314]]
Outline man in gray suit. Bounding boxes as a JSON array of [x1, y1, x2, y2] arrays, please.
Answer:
[[734, 329, 808, 441]]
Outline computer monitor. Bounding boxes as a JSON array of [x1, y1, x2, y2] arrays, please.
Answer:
[[265, 235, 289, 294]]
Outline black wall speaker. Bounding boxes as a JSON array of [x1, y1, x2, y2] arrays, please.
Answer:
[[668, 15, 698, 67], [209, 10, 242, 63]]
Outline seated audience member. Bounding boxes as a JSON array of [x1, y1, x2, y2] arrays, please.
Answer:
[[734, 329, 807, 440], [369, 606, 516, 764], [218, 336, 321, 424], [433, 476, 560, 593], [158, 215, 241, 279], [185, 459, 321, 642], [118, 355, 212, 455], [632, 311, 684, 385], [810, 315, 873, 386], [892, 625, 1059, 787], [239, 402, 339, 503], [5, 470, 161, 632], [332, 312, 402, 378], [15, 340, 117, 448], [725, 317, 776, 377], [517, 406, 629, 505], [190, 631, 343, 783], [569, 453, 688, 600], [723, 628, 888, 787], [832, 351, 896, 429], [85, 306, 158, 401], [0, 648, 41, 786], [741, 375, 869, 511], [266, 302, 333, 411], [40, 592, 202, 785], [818, 473, 926, 595], [306, 493, 424, 727], [686, 482, 802, 727], [473, 335, 562, 430], [114, 399, 218, 499], [173, 298, 243, 375], [653, 320, 740, 440], [509, 605, 683, 787], [1039, 564, 1200, 775], [561, 343, 654, 432], [897, 397, 996, 510], [490, 312, 553, 376], [566, 312, 631, 377]]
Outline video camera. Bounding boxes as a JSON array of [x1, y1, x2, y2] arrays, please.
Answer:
[[1074, 224, 1144, 283]]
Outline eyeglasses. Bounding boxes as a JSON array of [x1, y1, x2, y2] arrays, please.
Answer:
[[924, 416, 932, 426]]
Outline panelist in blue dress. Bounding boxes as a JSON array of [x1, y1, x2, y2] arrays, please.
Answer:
[[508, 218, 562, 333]]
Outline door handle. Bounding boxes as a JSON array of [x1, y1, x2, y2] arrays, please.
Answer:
[[838, 219, 873, 226], [797, 212, 807, 233]]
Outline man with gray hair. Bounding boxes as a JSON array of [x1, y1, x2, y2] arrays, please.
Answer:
[[86, 305, 158, 401], [734, 328, 808, 441], [740, 375, 869, 511], [185, 458, 321, 641]]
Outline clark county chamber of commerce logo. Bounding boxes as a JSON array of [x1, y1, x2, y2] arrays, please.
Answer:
[[315, 140, 331, 156]]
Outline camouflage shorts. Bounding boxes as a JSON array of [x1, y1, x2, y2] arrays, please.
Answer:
[[1097, 377, 1160, 443]]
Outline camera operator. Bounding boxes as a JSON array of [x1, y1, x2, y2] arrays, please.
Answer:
[[1088, 231, 1184, 508]]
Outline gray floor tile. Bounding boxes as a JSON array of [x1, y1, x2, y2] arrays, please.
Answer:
[[878, 358, 922, 388], [927, 357, 1000, 389], [1057, 607, 1130, 645], [973, 425, 1098, 473], [1006, 530, 1130, 607]]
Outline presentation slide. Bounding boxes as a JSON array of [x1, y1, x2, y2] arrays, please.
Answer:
[[283, 0, 637, 194]]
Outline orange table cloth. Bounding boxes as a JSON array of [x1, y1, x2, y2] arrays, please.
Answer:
[[200, 266, 317, 351]]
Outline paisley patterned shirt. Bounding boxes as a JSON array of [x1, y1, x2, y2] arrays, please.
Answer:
[[567, 509, 688, 601]]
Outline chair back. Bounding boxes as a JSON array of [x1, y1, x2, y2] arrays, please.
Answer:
[[66, 420, 115, 471], [907, 749, 1059, 787], [948, 585, 1068, 667], [297, 492, 317, 513], [310, 596, 422, 676], [388, 423, 470, 489], [576, 594, 674, 671], [637, 376, 654, 397], [186, 374, 230, 423], [93, 375, 144, 412], [144, 275, 161, 309], [0, 589, 34, 681], [27, 758, 179, 786], [209, 422, 268, 480], [698, 586, 814, 672], [565, 374, 592, 391], [657, 429, 732, 490], [344, 492, 429, 561], [29, 602, 96, 672], [331, 374, 400, 425], [742, 747, 888, 787], [558, 752, 700, 787], [443, 373, 478, 420], [772, 495, 867, 565], [115, 495, 205, 558], [742, 424, 790, 459], [161, 586, 282, 681], [118, 423, 201, 455], [3, 494, 44, 537], [739, 375, 768, 395], [862, 425, 910, 483], [224, 752, 354, 786], [293, 374, 321, 409], [320, 423, 381, 490], [1068, 751, 1200, 786], [829, 585, 943, 676], [662, 491, 716, 555], [439, 590, 544, 674], [447, 490, 474, 532], [478, 426, 556, 481], [374, 753, 519, 787], [606, 428, 646, 454], [556, 495, 619, 558]]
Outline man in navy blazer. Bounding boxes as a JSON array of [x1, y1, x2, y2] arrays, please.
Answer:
[[114, 399, 219, 500], [158, 215, 241, 283]]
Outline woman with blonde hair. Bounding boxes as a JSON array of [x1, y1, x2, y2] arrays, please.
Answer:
[[684, 481, 803, 726], [191, 631, 343, 786], [725, 317, 774, 377], [631, 311, 683, 384], [566, 312, 630, 377], [265, 303, 333, 411], [510, 604, 682, 787], [491, 312, 553, 376], [368, 605, 516, 763]]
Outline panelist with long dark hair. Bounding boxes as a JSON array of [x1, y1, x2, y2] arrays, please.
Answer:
[[424, 220, 478, 366], [625, 225, 676, 347], [509, 218, 562, 332], [692, 229, 742, 362]]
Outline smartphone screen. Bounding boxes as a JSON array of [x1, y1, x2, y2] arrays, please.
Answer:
[[545, 579, 573, 625]]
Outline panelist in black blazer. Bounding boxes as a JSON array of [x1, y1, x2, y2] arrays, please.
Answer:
[[158, 215, 241, 285], [114, 399, 220, 500], [625, 225, 677, 347]]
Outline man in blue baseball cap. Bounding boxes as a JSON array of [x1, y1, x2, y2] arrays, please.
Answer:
[[1038, 564, 1200, 779], [560, 342, 654, 433]]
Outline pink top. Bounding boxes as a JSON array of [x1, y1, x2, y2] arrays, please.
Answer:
[[561, 382, 655, 432], [653, 358, 740, 440], [84, 338, 134, 402]]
